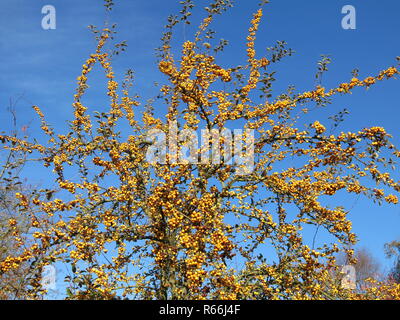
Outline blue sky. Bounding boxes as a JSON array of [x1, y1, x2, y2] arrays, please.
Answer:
[[1, 0, 400, 280]]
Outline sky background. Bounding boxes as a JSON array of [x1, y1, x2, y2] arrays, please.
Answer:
[[1, 0, 400, 291]]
